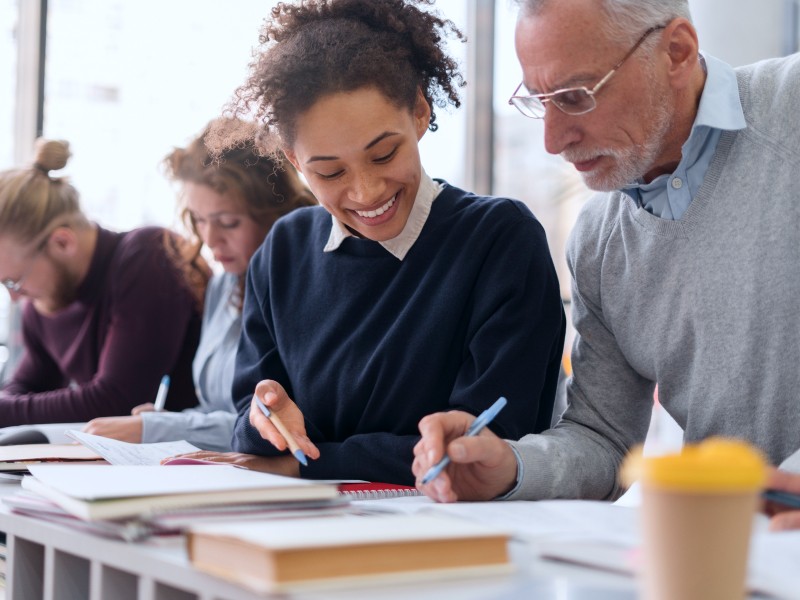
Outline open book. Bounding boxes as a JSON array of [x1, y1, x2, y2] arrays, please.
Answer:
[[22, 464, 340, 521], [188, 513, 512, 592]]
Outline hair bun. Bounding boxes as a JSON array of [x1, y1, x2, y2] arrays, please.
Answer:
[[33, 138, 71, 173]]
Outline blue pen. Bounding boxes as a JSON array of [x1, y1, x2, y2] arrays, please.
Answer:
[[762, 489, 800, 509], [254, 396, 308, 467], [153, 375, 170, 412], [421, 396, 508, 485]]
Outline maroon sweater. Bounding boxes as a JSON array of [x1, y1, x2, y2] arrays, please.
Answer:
[[1, 226, 201, 425]]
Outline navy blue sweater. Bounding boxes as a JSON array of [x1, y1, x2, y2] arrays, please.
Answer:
[[232, 182, 565, 484]]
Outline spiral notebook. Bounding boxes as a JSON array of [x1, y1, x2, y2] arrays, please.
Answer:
[[337, 482, 421, 500]]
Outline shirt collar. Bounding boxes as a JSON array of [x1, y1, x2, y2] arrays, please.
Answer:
[[621, 53, 745, 202], [323, 171, 442, 260], [692, 53, 746, 132]]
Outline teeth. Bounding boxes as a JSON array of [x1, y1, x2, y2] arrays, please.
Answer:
[[356, 195, 395, 218]]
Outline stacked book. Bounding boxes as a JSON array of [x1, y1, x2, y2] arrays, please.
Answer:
[[5, 431, 514, 592]]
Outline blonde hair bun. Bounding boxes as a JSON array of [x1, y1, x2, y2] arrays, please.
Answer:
[[33, 139, 71, 173]]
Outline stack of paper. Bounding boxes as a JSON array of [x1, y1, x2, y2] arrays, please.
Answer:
[[21, 463, 340, 521]]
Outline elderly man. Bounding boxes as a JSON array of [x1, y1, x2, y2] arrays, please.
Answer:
[[413, 0, 800, 504]]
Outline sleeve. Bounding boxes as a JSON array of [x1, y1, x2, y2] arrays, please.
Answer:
[[230, 246, 293, 454], [444, 212, 566, 441], [0, 231, 201, 426], [233, 210, 566, 485], [507, 205, 655, 501], [3, 306, 68, 395], [141, 409, 237, 452], [233, 308, 420, 482]]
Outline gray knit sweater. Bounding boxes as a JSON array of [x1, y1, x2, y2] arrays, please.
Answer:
[[509, 53, 800, 500]]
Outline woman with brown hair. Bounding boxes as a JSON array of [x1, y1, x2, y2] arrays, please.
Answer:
[[84, 119, 314, 449]]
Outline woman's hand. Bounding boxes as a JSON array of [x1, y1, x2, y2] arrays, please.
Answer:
[[249, 380, 320, 460], [83, 416, 143, 443], [131, 403, 156, 415], [162, 451, 301, 477]]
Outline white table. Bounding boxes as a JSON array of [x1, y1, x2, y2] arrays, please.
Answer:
[[2, 480, 787, 600], [0, 481, 645, 600]]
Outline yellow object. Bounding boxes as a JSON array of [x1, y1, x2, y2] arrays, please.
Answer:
[[562, 353, 572, 377], [621, 438, 767, 493]]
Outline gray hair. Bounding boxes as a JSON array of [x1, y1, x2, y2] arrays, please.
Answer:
[[515, 0, 692, 45]]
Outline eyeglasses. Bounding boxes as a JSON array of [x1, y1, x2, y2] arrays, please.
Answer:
[[508, 24, 666, 119], [1, 248, 43, 293], [0, 224, 61, 293]]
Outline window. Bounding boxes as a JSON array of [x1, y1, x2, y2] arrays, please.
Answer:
[[42, 0, 280, 229], [0, 0, 18, 170], [40, 0, 468, 231], [492, 1, 591, 305]]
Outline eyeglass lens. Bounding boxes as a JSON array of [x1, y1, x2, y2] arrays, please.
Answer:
[[512, 88, 596, 118]]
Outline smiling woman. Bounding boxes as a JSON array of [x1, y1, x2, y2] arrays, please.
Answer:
[[178, 0, 567, 486], [283, 87, 429, 243]]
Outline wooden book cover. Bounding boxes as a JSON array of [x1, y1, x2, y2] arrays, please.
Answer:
[[187, 513, 512, 592], [22, 464, 340, 521]]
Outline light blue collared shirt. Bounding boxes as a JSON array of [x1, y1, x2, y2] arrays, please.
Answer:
[[621, 54, 746, 220]]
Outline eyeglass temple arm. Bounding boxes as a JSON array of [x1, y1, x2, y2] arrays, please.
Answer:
[[592, 24, 667, 93]]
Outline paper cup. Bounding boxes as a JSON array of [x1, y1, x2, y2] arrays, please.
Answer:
[[626, 438, 766, 600]]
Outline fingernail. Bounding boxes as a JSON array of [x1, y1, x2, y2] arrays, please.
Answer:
[[428, 449, 436, 463]]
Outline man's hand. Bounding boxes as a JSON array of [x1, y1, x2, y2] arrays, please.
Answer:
[[413, 410, 518, 502], [764, 468, 800, 531]]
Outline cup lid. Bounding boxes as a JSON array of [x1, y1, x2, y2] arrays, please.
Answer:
[[621, 437, 767, 493]]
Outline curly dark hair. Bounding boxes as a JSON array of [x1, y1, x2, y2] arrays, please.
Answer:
[[221, 0, 465, 156]]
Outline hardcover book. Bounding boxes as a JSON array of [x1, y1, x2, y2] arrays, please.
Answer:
[[187, 513, 512, 592]]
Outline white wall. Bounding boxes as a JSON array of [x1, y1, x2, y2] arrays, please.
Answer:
[[691, 0, 787, 66]]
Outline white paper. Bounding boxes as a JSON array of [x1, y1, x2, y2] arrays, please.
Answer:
[[190, 513, 506, 550], [355, 498, 640, 545], [26, 464, 326, 500], [65, 430, 200, 466]]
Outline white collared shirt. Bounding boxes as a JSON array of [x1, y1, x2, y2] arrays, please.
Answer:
[[323, 171, 443, 260]]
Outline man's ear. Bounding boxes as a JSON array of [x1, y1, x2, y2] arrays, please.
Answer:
[[47, 226, 79, 257], [662, 18, 700, 90]]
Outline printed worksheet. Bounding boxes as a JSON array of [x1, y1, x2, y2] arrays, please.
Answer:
[[65, 430, 200, 466]]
